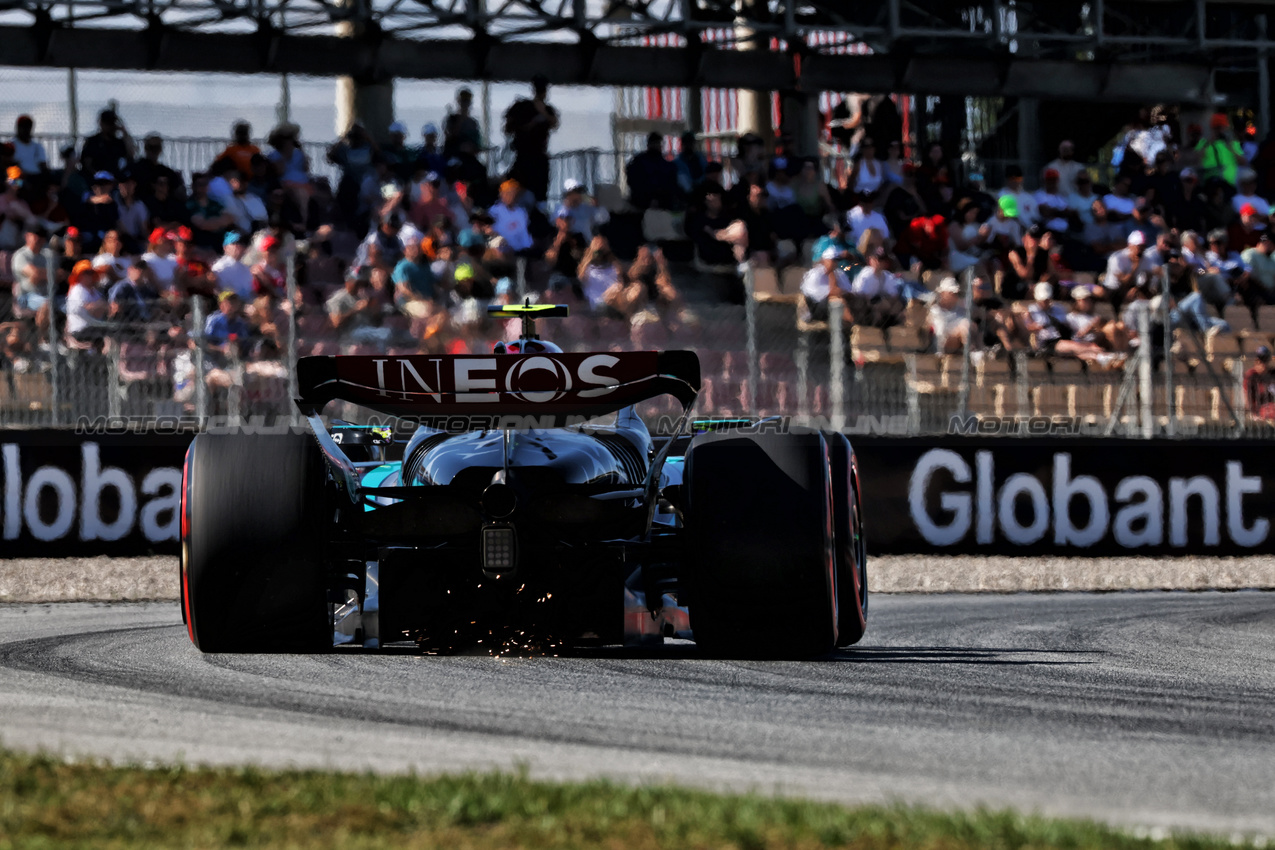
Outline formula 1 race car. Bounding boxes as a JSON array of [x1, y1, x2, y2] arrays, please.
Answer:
[[179, 304, 867, 657]]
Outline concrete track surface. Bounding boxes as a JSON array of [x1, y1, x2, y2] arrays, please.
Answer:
[[1, 593, 1273, 837]]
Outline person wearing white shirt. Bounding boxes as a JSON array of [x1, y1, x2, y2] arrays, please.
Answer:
[[1034, 169, 1072, 232], [577, 235, 622, 309], [140, 229, 178, 290], [223, 173, 269, 234], [11, 116, 47, 176], [1103, 231, 1156, 297], [1043, 140, 1086, 195], [998, 164, 1039, 226], [847, 247, 904, 327], [211, 231, 256, 301], [800, 247, 853, 321], [1102, 174, 1137, 221], [1232, 169, 1268, 215], [846, 198, 890, 245]]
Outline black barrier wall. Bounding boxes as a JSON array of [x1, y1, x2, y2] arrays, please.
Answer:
[[0, 431, 1271, 557]]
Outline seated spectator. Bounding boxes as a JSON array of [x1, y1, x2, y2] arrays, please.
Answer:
[[555, 180, 607, 241], [11, 224, 56, 314], [1068, 171, 1099, 226], [327, 273, 375, 337], [1066, 285, 1129, 353], [211, 230, 254, 301], [848, 138, 885, 196], [1084, 199, 1129, 259], [392, 238, 437, 318], [145, 173, 187, 232], [251, 236, 287, 298], [1102, 174, 1137, 224], [415, 123, 446, 177], [1240, 230, 1275, 307], [0, 166, 34, 249], [948, 198, 992, 275], [489, 180, 534, 252], [733, 184, 778, 268], [1203, 229, 1250, 300], [1004, 224, 1057, 301], [1045, 140, 1085, 195], [94, 229, 131, 273], [970, 275, 1021, 351], [115, 171, 148, 253], [847, 191, 890, 245], [79, 109, 134, 179], [847, 247, 904, 328], [998, 164, 1039, 226], [928, 277, 976, 354], [625, 133, 678, 210], [811, 216, 856, 266], [1103, 231, 1155, 304], [800, 247, 853, 322], [187, 173, 234, 252], [74, 171, 122, 252], [108, 259, 155, 324], [603, 245, 680, 323], [543, 216, 587, 298], [11, 115, 47, 178], [354, 213, 415, 269], [410, 172, 453, 233], [140, 227, 178, 291], [64, 259, 106, 344], [1228, 203, 1267, 251], [1245, 345, 1275, 420], [132, 135, 184, 208], [1025, 282, 1109, 362], [222, 169, 269, 235], [673, 131, 707, 201], [267, 122, 312, 210], [1035, 169, 1072, 232], [792, 157, 836, 230], [217, 121, 260, 177], [204, 291, 253, 362], [577, 235, 623, 310], [686, 189, 736, 267], [987, 195, 1023, 254]]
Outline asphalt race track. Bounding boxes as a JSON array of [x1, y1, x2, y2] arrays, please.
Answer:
[[1, 592, 1274, 837]]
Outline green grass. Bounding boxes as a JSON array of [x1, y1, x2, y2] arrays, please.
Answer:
[[0, 747, 1259, 849]]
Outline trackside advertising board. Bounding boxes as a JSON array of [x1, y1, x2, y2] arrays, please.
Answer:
[[0, 431, 1272, 557]]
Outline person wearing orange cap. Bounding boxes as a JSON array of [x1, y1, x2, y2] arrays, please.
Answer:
[[64, 259, 107, 344], [140, 227, 178, 290], [1196, 113, 1247, 185]]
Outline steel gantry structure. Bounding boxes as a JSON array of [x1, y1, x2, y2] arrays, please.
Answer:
[[0, 1, 1274, 102]]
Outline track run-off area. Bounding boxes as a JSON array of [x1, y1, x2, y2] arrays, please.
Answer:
[[1, 591, 1274, 837]]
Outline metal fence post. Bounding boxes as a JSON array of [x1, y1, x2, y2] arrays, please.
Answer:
[[796, 324, 810, 424], [905, 353, 920, 434], [1014, 350, 1029, 416], [286, 254, 300, 427], [743, 263, 759, 415], [829, 299, 845, 432], [1139, 306, 1153, 439], [956, 267, 974, 418], [1162, 270, 1175, 437], [107, 343, 122, 419], [192, 296, 208, 430], [1233, 359, 1247, 435], [517, 256, 527, 299], [44, 251, 60, 427], [227, 345, 243, 428]]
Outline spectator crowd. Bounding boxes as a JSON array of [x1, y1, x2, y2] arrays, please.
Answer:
[[3, 89, 1275, 422]]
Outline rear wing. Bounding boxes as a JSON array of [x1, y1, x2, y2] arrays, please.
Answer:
[[295, 351, 700, 426]]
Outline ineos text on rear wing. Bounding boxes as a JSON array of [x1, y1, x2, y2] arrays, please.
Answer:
[[295, 351, 700, 425]]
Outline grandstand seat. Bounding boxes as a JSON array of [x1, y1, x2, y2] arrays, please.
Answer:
[[780, 266, 807, 298], [593, 184, 628, 214], [751, 267, 799, 305], [631, 319, 671, 350], [1206, 332, 1241, 362], [850, 326, 889, 362], [1225, 305, 1255, 333], [1259, 305, 1275, 332]]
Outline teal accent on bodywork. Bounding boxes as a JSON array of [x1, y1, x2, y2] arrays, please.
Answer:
[[360, 463, 402, 511]]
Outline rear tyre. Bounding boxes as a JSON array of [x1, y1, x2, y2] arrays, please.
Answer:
[[685, 431, 838, 658], [181, 432, 331, 653], [825, 432, 867, 647]]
